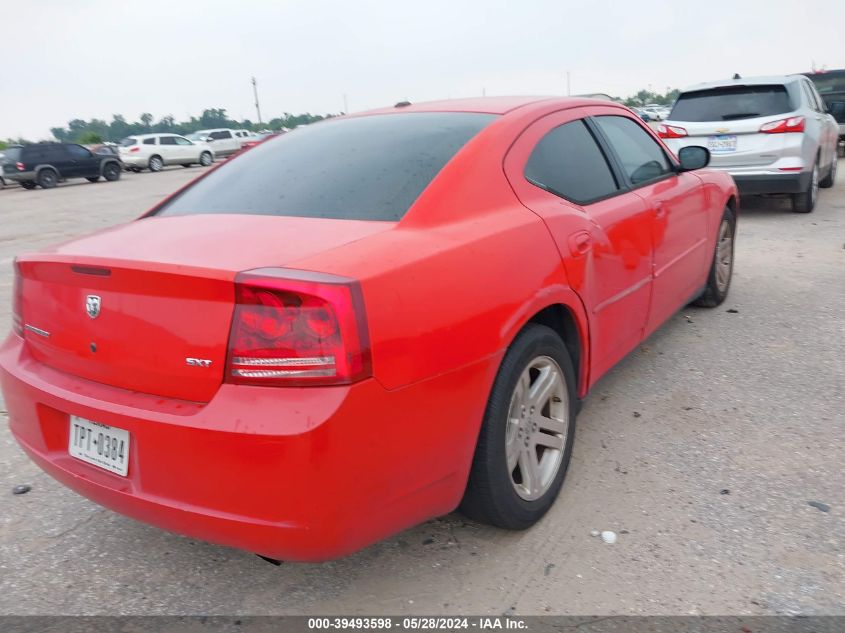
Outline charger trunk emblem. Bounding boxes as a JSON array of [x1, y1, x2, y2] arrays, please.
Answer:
[[86, 295, 101, 319]]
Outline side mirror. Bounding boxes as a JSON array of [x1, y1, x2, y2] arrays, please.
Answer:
[[678, 146, 710, 171]]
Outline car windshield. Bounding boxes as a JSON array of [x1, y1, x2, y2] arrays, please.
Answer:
[[120, 138, 137, 147], [670, 85, 792, 122], [155, 112, 497, 222]]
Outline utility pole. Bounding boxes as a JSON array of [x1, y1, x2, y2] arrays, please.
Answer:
[[252, 76, 263, 126]]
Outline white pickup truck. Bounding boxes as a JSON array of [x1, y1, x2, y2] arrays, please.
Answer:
[[187, 128, 252, 157]]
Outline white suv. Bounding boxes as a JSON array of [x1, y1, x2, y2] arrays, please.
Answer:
[[660, 75, 839, 212], [119, 134, 215, 172], [186, 129, 251, 157]]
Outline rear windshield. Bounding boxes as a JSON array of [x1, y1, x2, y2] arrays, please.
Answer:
[[155, 112, 496, 222], [670, 85, 793, 122], [120, 138, 137, 147]]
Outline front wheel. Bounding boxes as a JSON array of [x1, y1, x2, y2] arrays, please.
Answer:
[[199, 151, 213, 167], [103, 162, 121, 181], [693, 206, 736, 308], [460, 324, 577, 530], [792, 162, 818, 213]]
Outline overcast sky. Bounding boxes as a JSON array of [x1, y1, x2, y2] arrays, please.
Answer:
[[3, 0, 844, 140]]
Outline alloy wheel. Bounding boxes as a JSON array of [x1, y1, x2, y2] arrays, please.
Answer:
[[505, 356, 569, 501], [715, 217, 734, 293]]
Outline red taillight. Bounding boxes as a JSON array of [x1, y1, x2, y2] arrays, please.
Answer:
[[129, 146, 140, 153], [12, 260, 24, 337], [760, 116, 805, 134], [657, 124, 688, 139], [15, 161, 24, 171], [225, 268, 372, 387]]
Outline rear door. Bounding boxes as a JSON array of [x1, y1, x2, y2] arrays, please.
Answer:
[[592, 113, 709, 335], [45, 145, 74, 177], [504, 107, 655, 382]]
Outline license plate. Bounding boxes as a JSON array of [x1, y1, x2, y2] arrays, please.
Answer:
[[69, 416, 130, 476], [707, 134, 738, 153]]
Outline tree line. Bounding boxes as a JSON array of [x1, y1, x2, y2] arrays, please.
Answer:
[[0, 108, 336, 149], [0, 89, 681, 149]]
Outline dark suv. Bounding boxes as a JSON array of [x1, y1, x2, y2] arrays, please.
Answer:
[[4, 143, 122, 189]]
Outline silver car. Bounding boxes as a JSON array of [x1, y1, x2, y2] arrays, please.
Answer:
[[660, 75, 839, 213]]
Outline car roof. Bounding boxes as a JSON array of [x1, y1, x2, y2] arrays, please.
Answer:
[[680, 75, 802, 93], [357, 96, 619, 116]]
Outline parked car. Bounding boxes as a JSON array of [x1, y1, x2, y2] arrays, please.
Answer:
[[660, 75, 839, 212], [119, 134, 214, 172], [239, 131, 281, 151], [87, 143, 121, 158], [3, 143, 122, 189], [186, 128, 251, 157], [0, 97, 737, 562], [803, 69, 845, 154]]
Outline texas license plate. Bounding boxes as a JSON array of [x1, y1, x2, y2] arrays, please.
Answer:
[[69, 416, 130, 476], [707, 134, 738, 153]]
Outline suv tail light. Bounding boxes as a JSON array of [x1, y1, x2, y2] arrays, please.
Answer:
[[12, 260, 24, 337], [760, 116, 805, 134], [226, 268, 372, 387], [15, 161, 24, 171], [657, 124, 688, 139], [128, 147, 140, 153]]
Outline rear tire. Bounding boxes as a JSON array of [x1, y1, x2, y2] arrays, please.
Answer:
[[37, 169, 58, 189], [103, 162, 121, 182], [460, 324, 577, 530], [792, 161, 818, 213], [819, 156, 837, 188], [148, 155, 163, 172], [693, 206, 735, 308]]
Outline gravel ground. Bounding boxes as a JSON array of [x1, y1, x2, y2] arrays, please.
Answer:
[[0, 163, 842, 615]]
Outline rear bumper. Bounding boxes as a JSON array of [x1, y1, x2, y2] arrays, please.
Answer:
[[119, 155, 148, 168], [5, 170, 36, 182], [730, 171, 812, 195], [0, 334, 498, 561]]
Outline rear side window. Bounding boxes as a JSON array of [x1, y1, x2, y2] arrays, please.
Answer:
[[594, 116, 672, 185], [143, 138, 157, 145], [156, 112, 496, 221], [524, 120, 619, 204], [209, 131, 232, 140], [670, 85, 792, 121]]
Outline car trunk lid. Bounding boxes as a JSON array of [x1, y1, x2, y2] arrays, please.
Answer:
[[17, 214, 392, 402]]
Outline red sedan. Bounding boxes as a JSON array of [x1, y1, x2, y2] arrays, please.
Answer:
[[0, 97, 737, 562]]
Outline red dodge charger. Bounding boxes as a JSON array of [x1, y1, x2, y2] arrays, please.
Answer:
[[0, 97, 737, 561]]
